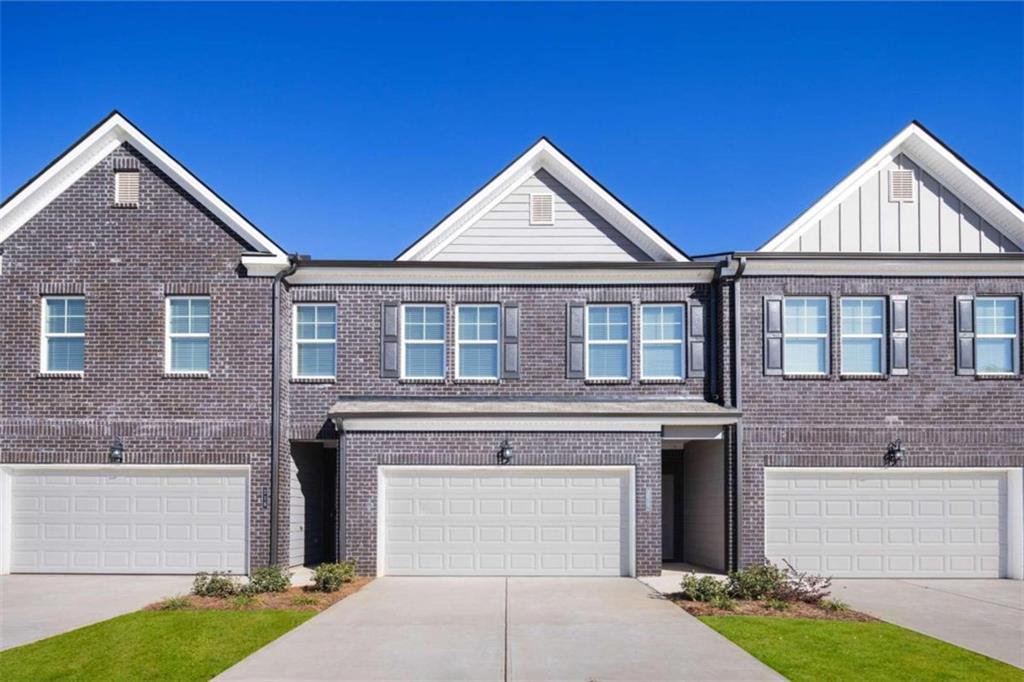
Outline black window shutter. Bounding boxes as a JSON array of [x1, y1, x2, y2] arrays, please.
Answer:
[[890, 295, 909, 375], [764, 296, 784, 375], [956, 296, 975, 375], [381, 303, 400, 378], [502, 303, 520, 379], [687, 301, 705, 378], [566, 301, 585, 379]]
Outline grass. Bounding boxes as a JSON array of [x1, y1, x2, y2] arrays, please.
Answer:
[[0, 610, 313, 682], [701, 616, 1024, 682]]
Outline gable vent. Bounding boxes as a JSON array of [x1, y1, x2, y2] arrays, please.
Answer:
[[529, 193, 554, 225], [888, 169, 916, 203], [114, 170, 140, 207]]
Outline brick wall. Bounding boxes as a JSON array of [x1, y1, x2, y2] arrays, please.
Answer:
[[737, 275, 1024, 566], [0, 143, 281, 568], [341, 431, 663, 576]]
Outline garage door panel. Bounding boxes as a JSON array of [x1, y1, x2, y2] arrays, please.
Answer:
[[10, 468, 247, 574], [382, 468, 631, 576], [766, 469, 1009, 578]]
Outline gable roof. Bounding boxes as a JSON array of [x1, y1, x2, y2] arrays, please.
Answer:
[[0, 111, 286, 257], [396, 137, 688, 262], [759, 121, 1024, 252]]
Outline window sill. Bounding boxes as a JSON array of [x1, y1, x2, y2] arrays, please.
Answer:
[[782, 373, 830, 381], [454, 378, 501, 384], [639, 378, 686, 384], [291, 376, 336, 384], [974, 373, 1021, 381], [840, 373, 888, 381], [399, 378, 446, 384], [584, 378, 631, 385], [163, 372, 210, 379], [38, 371, 83, 379]]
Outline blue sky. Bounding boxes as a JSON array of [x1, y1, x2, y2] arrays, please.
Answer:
[[2, 2, 1021, 258]]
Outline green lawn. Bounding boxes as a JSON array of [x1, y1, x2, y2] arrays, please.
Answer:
[[701, 616, 1024, 682], [0, 610, 313, 682]]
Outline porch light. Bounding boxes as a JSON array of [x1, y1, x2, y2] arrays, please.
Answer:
[[497, 439, 513, 465], [883, 439, 906, 467], [109, 437, 125, 464]]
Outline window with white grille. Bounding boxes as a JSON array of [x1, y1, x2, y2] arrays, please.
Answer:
[[888, 169, 915, 203], [114, 170, 140, 206], [529, 193, 554, 225]]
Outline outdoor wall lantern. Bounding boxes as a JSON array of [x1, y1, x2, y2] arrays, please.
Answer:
[[109, 436, 125, 464], [883, 439, 906, 467], [497, 439, 514, 465]]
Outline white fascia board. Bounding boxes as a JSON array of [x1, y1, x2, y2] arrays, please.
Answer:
[[287, 264, 715, 286], [0, 114, 286, 257], [398, 139, 687, 263], [339, 415, 738, 432], [241, 253, 291, 277], [760, 123, 1024, 253], [741, 256, 1024, 277]]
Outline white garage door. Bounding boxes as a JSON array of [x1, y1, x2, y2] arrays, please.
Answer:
[[380, 467, 632, 576], [765, 468, 1016, 578], [8, 467, 248, 574]]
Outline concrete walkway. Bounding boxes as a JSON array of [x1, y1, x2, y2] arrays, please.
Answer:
[[0, 574, 193, 651], [217, 577, 780, 681], [833, 579, 1024, 669]]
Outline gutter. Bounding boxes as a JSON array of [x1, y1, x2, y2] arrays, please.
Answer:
[[269, 254, 299, 566], [719, 255, 746, 570]]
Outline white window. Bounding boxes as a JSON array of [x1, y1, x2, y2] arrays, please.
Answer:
[[294, 304, 337, 379], [976, 297, 1019, 375], [456, 305, 500, 379], [401, 304, 446, 379], [586, 304, 630, 380], [41, 297, 85, 373], [783, 297, 829, 375], [166, 297, 210, 374], [841, 297, 886, 375], [641, 304, 684, 379]]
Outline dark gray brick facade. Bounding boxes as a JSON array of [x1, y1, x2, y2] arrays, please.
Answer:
[[737, 275, 1024, 567]]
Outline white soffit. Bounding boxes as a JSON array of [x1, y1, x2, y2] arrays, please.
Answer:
[[396, 138, 687, 262], [0, 112, 286, 258], [759, 122, 1024, 252]]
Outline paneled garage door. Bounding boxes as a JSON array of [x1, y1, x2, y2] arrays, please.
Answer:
[[765, 468, 1017, 578], [380, 467, 633, 576], [7, 467, 248, 574]]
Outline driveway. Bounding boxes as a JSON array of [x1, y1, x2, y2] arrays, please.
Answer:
[[0, 574, 193, 651], [833, 579, 1024, 668], [217, 577, 780, 681]]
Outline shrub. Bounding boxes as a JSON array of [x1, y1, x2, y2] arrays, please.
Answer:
[[709, 594, 735, 611], [680, 573, 729, 602], [775, 559, 832, 604], [247, 565, 292, 594], [231, 594, 258, 609], [157, 595, 191, 611], [192, 571, 240, 598], [764, 598, 790, 611], [727, 562, 787, 600], [313, 561, 357, 592], [820, 598, 849, 613]]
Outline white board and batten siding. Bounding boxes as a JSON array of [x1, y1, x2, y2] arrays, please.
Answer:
[[379, 466, 634, 576], [434, 170, 652, 262], [784, 154, 1021, 254], [3, 466, 248, 574], [765, 468, 1024, 579]]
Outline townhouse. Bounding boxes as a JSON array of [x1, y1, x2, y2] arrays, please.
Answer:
[[1, 113, 1021, 579]]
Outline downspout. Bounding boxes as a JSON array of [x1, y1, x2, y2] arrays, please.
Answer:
[[269, 254, 299, 567], [727, 256, 747, 570]]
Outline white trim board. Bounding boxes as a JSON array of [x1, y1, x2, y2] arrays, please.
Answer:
[[287, 264, 714, 286], [0, 112, 286, 259], [396, 138, 687, 263], [759, 122, 1024, 253]]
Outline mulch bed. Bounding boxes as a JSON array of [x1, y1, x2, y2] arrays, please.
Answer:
[[669, 595, 876, 621], [146, 577, 372, 613]]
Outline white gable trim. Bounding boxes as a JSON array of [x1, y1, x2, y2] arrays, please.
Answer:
[[0, 112, 286, 257], [397, 138, 687, 262], [759, 122, 1024, 252]]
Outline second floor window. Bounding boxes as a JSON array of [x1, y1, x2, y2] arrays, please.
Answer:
[[976, 297, 1019, 375], [294, 304, 337, 379], [641, 304, 684, 379], [586, 304, 630, 379], [456, 305, 500, 379], [841, 297, 885, 375], [42, 297, 85, 373], [402, 304, 445, 379], [166, 296, 210, 373], [783, 297, 829, 375]]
